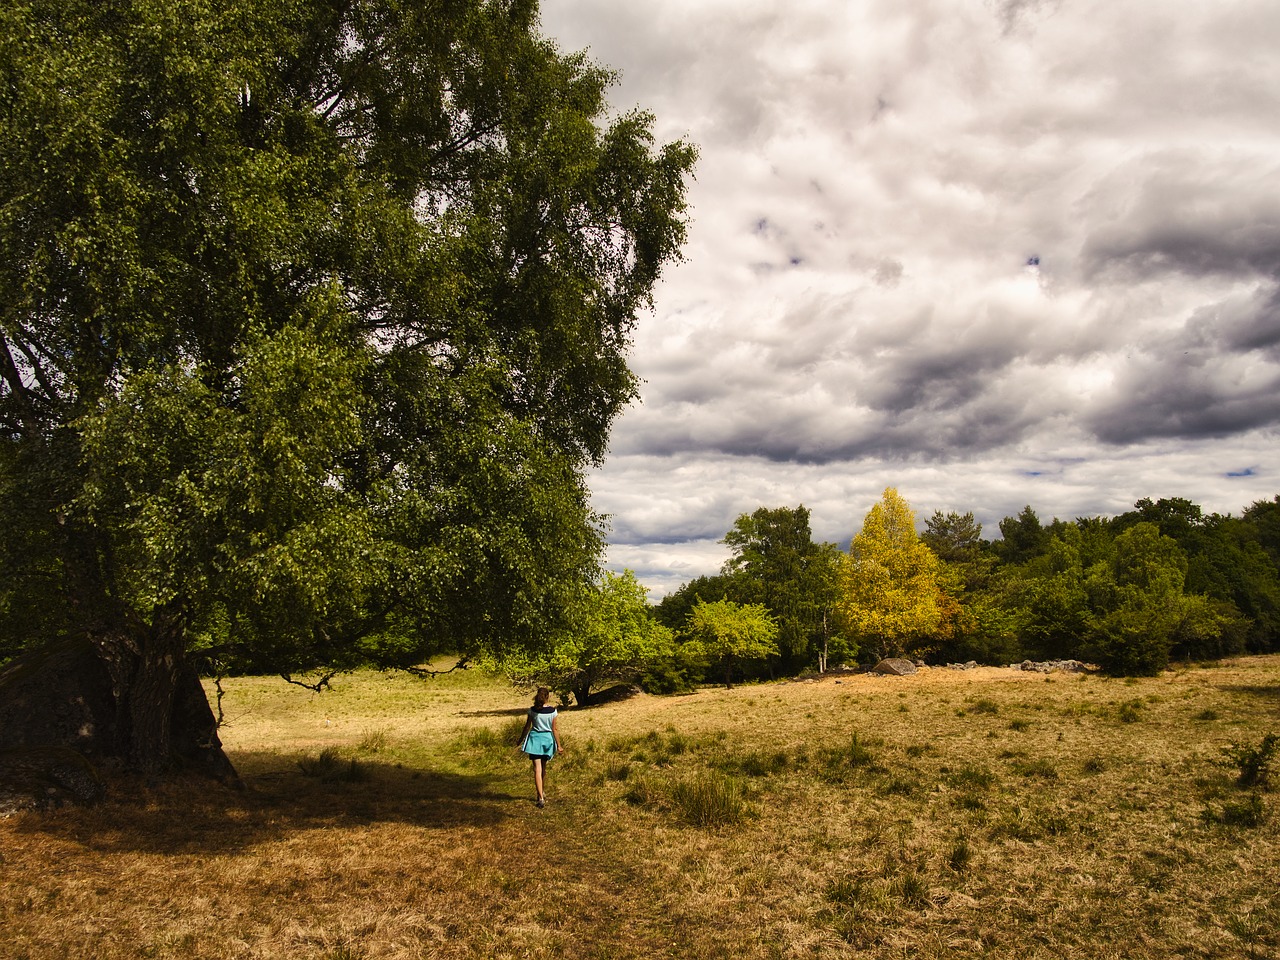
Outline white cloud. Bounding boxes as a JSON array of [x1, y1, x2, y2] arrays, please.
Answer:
[[542, 0, 1280, 596]]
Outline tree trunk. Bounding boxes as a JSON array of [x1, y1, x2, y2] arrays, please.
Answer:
[[0, 633, 240, 793], [574, 684, 593, 708]]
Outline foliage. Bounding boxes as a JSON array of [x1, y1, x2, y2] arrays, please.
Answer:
[[683, 599, 779, 688], [994, 506, 1051, 565], [654, 573, 733, 632], [0, 0, 694, 770], [493, 569, 676, 706], [923, 510, 985, 563], [837, 488, 943, 661], [1084, 523, 1197, 675], [721, 505, 846, 672], [1220, 733, 1279, 790]]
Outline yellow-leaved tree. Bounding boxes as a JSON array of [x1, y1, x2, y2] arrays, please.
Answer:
[[838, 487, 943, 661]]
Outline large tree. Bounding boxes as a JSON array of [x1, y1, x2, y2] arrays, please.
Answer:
[[0, 0, 694, 776], [683, 599, 779, 689]]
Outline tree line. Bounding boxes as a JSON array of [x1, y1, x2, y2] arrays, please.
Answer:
[[534, 491, 1280, 698]]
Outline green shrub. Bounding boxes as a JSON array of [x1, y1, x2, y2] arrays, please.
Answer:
[[1221, 733, 1278, 789]]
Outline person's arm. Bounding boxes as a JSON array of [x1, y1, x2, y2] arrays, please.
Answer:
[[552, 714, 562, 752]]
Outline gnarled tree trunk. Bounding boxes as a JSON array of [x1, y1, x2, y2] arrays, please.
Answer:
[[0, 634, 239, 804]]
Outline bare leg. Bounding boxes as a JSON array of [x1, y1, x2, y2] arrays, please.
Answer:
[[532, 758, 546, 804]]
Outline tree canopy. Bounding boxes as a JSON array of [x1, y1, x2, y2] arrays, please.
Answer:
[[721, 505, 843, 672], [0, 0, 695, 774], [837, 487, 943, 661], [683, 599, 779, 689], [495, 569, 675, 707]]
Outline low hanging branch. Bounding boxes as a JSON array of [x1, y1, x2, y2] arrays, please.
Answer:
[[280, 670, 340, 693], [402, 656, 470, 679]]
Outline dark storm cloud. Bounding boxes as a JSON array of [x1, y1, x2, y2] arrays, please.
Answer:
[[1081, 154, 1280, 282], [1088, 281, 1280, 443]]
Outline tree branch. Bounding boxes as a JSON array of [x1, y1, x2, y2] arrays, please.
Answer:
[[402, 656, 470, 679], [281, 670, 340, 692]]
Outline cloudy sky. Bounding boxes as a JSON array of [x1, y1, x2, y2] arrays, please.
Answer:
[[537, 0, 1280, 598]]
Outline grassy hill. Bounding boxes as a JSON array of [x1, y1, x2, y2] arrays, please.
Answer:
[[3, 657, 1278, 959]]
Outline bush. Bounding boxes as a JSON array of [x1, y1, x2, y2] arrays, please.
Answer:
[[1221, 734, 1279, 789], [638, 656, 697, 695]]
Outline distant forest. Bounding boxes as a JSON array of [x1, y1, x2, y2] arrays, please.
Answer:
[[651, 495, 1280, 680]]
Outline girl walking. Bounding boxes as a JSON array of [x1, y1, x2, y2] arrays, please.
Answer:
[[517, 687, 562, 808]]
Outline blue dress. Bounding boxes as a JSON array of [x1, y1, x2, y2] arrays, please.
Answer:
[[521, 706, 558, 759]]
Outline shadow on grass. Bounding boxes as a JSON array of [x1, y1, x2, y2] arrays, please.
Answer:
[[11, 755, 528, 856], [461, 684, 644, 715], [458, 706, 529, 718], [1225, 685, 1280, 703]]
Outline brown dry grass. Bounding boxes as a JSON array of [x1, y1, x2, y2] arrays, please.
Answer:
[[3, 657, 1279, 959]]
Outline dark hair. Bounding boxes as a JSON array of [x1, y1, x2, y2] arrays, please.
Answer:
[[534, 687, 551, 707]]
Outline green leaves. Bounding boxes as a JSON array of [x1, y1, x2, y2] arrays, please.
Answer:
[[495, 569, 675, 705], [684, 599, 779, 688], [1, 0, 695, 686]]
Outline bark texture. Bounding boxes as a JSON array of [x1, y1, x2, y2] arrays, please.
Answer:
[[0, 636, 239, 807]]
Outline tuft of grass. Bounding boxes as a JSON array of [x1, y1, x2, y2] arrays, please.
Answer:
[[357, 726, 390, 753], [1203, 793, 1267, 828], [1011, 757, 1059, 780], [970, 698, 1000, 715], [297, 747, 369, 783], [894, 871, 929, 909], [825, 877, 862, 907], [1118, 700, 1144, 723], [668, 773, 750, 828], [848, 732, 876, 768], [621, 775, 664, 807], [945, 765, 997, 790], [947, 837, 973, 873]]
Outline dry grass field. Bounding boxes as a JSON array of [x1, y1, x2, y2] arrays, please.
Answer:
[[3, 656, 1279, 959]]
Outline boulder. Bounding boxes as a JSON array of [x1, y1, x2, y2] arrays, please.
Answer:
[[873, 658, 918, 676]]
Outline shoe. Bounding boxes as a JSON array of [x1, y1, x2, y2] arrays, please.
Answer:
[[536, 798, 545, 808]]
